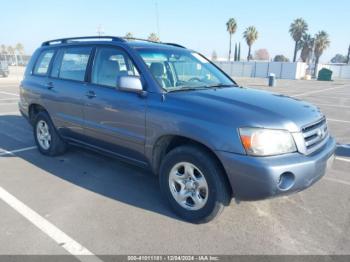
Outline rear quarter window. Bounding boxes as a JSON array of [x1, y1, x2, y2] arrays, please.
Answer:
[[33, 50, 55, 75]]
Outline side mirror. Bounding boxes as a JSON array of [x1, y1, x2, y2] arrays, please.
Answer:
[[118, 76, 144, 94]]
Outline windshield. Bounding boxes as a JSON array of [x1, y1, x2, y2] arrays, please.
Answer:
[[136, 48, 236, 91]]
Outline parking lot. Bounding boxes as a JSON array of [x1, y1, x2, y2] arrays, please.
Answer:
[[0, 67, 349, 258]]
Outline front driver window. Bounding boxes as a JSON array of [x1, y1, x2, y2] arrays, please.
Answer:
[[92, 47, 139, 88]]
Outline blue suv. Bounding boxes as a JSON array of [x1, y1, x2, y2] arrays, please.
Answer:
[[19, 36, 336, 223]]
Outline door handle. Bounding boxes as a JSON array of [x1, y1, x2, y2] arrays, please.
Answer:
[[46, 82, 54, 89], [86, 90, 96, 99]]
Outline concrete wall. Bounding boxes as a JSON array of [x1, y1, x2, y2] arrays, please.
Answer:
[[215, 61, 307, 80]]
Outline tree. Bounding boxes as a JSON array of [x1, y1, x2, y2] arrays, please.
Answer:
[[234, 43, 238, 61], [1, 44, 7, 55], [125, 32, 134, 39], [243, 26, 258, 61], [226, 18, 237, 61], [330, 54, 347, 63], [238, 42, 241, 61], [7, 46, 15, 65], [347, 44, 350, 64], [7, 46, 14, 55], [15, 43, 24, 64], [148, 33, 160, 42], [15, 43, 24, 55], [314, 31, 330, 75], [274, 55, 290, 62], [289, 18, 308, 62], [300, 34, 314, 63], [254, 49, 269, 60], [211, 50, 218, 61]]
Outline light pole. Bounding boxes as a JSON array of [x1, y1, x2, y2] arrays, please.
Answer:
[[97, 24, 104, 37], [155, 1, 160, 38]]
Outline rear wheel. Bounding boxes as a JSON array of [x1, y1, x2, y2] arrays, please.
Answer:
[[33, 111, 67, 156], [159, 145, 230, 223]]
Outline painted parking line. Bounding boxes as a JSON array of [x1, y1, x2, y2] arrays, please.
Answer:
[[335, 157, 350, 163], [327, 118, 350, 124], [0, 91, 19, 97], [0, 98, 19, 101], [293, 85, 347, 97], [0, 146, 37, 156], [324, 177, 350, 186], [0, 102, 19, 105], [0, 111, 20, 116], [0, 187, 102, 262], [314, 103, 350, 109]]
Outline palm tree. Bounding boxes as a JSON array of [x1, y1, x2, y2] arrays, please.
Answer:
[[15, 43, 24, 54], [226, 18, 237, 61], [15, 43, 24, 64], [289, 18, 308, 62], [125, 32, 134, 39], [300, 34, 314, 63], [148, 33, 160, 42], [1, 44, 7, 55], [243, 26, 258, 61], [314, 31, 330, 75], [7, 46, 15, 65]]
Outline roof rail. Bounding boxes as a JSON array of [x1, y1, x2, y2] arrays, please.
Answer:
[[124, 37, 185, 48], [124, 37, 160, 44], [163, 43, 186, 48], [41, 36, 126, 46]]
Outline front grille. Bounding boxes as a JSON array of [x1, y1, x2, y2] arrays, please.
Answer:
[[302, 117, 329, 154]]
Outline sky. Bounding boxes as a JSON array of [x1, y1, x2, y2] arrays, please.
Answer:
[[1, 0, 349, 62]]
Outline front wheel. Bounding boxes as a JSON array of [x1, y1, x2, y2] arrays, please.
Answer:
[[159, 145, 231, 223]]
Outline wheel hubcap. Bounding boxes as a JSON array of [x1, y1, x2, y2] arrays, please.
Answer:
[[36, 120, 51, 150], [168, 162, 209, 211]]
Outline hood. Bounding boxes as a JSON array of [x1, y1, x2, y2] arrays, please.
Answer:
[[167, 87, 323, 132]]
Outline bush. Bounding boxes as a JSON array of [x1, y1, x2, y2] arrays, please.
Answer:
[[273, 55, 290, 62]]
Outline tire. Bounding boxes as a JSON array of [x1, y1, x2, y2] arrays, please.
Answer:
[[159, 145, 231, 223], [33, 111, 67, 156]]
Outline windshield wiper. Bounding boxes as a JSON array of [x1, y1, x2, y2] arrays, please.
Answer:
[[205, 83, 237, 88], [166, 87, 208, 93], [166, 84, 237, 93]]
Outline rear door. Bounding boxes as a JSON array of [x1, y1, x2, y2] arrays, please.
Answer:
[[47, 46, 93, 140], [83, 46, 147, 163]]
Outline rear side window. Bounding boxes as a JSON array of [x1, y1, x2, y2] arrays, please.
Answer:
[[58, 47, 92, 81], [33, 50, 55, 75]]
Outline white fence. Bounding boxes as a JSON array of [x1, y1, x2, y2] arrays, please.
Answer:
[[214, 61, 308, 80], [316, 64, 350, 79]]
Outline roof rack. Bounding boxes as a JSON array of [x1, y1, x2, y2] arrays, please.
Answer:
[[163, 43, 186, 48], [41, 36, 186, 49], [124, 37, 185, 48], [41, 36, 126, 46]]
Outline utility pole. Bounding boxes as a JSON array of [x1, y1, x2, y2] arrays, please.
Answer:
[[155, 1, 160, 38], [97, 24, 104, 37]]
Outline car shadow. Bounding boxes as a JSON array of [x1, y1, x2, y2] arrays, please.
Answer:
[[335, 144, 350, 158], [0, 115, 179, 221]]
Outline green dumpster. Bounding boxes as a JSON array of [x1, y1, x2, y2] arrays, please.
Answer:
[[317, 68, 333, 81]]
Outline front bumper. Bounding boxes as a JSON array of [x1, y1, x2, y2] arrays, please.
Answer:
[[216, 136, 336, 200]]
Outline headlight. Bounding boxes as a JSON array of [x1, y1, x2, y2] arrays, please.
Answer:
[[239, 128, 297, 156]]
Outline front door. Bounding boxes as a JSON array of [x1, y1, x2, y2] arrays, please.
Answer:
[[83, 46, 147, 163]]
